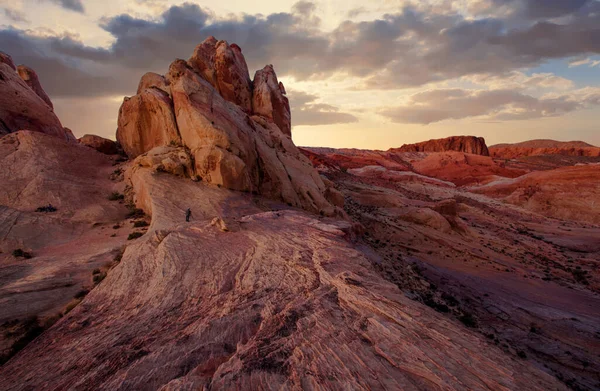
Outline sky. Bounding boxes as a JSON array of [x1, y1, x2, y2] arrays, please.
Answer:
[[1, 0, 599, 149]]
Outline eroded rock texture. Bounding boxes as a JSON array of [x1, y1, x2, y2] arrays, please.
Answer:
[[0, 154, 567, 390]]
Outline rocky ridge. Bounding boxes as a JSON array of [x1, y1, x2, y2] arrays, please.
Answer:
[[0, 52, 73, 141]]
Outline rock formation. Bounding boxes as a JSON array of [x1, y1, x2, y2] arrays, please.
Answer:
[[16, 65, 54, 108], [252, 65, 291, 136], [489, 139, 600, 158], [116, 87, 180, 158], [117, 37, 330, 215], [395, 136, 490, 156], [0, 53, 73, 141], [78, 134, 119, 155]]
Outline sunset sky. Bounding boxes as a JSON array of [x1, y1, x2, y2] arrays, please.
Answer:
[[1, 0, 599, 149]]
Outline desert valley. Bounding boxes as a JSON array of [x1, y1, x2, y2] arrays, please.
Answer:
[[0, 25, 599, 391]]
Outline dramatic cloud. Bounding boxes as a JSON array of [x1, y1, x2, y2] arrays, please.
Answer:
[[289, 90, 358, 126], [1, 0, 599, 143], [47, 0, 85, 13], [3, 0, 600, 99], [377, 88, 596, 124]]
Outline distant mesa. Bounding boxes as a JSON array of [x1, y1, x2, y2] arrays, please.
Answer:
[[0, 51, 74, 141], [393, 136, 490, 156], [489, 139, 600, 158]]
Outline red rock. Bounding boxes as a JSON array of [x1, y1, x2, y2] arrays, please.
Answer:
[[0, 61, 71, 140], [252, 65, 291, 136], [78, 134, 119, 155], [136, 72, 170, 96], [166, 58, 334, 214], [188, 37, 252, 112], [17, 65, 54, 108], [395, 136, 490, 156], [489, 139, 600, 158], [214, 40, 252, 112], [116, 88, 181, 158], [0, 51, 16, 71]]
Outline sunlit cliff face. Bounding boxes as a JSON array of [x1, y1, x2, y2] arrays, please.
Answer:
[[2, 0, 600, 148]]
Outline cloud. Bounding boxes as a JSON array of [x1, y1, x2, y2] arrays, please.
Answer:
[[568, 57, 600, 68], [289, 90, 358, 126], [42, 0, 85, 13], [377, 88, 593, 124], [3, 0, 600, 98], [2, 7, 29, 23]]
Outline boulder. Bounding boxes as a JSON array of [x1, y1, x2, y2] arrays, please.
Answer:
[[16, 65, 54, 108], [0, 62, 71, 140], [116, 88, 181, 158], [78, 134, 119, 155], [252, 65, 291, 136], [395, 136, 490, 156]]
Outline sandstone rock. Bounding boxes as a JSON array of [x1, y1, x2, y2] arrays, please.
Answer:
[[136, 72, 171, 95], [252, 65, 291, 136], [188, 37, 252, 112], [166, 58, 333, 214], [17, 65, 54, 108], [0, 62, 71, 140], [396, 136, 490, 156], [132, 146, 194, 178], [116, 88, 181, 158], [78, 134, 119, 155], [209, 216, 229, 231], [0, 51, 16, 71], [325, 186, 345, 207], [215, 41, 252, 112]]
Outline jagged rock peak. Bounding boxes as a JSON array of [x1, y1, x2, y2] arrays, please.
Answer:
[[395, 136, 490, 156], [188, 36, 253, 113], [252, 64, 291, 137], [117, 38, 337, 216]]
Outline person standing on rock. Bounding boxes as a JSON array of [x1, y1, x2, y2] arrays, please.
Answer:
[[186, 208, 192, 222]]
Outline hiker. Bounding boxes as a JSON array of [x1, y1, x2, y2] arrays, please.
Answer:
[[186, 208, 192, 222]]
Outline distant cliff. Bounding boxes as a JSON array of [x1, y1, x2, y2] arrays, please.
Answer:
[[393, 136, 489, 156], [489, 139, 600, 158]]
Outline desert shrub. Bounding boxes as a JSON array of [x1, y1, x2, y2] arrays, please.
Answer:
[[74, 290, 89, 299], [108, 192, 125, 201], [128, 232, 144, 240], [92, 272, 106, 284], [459, 312, 478, 328], [126, 208, 145, 218], [92, 268, 101, 275], [517, 350, 527, 359], [572, 269, 589, 285], [133, 220, 149, 228], [12, 249, 33, 259], [35, 205, 57, 213], [64, 299, 82, 314]]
